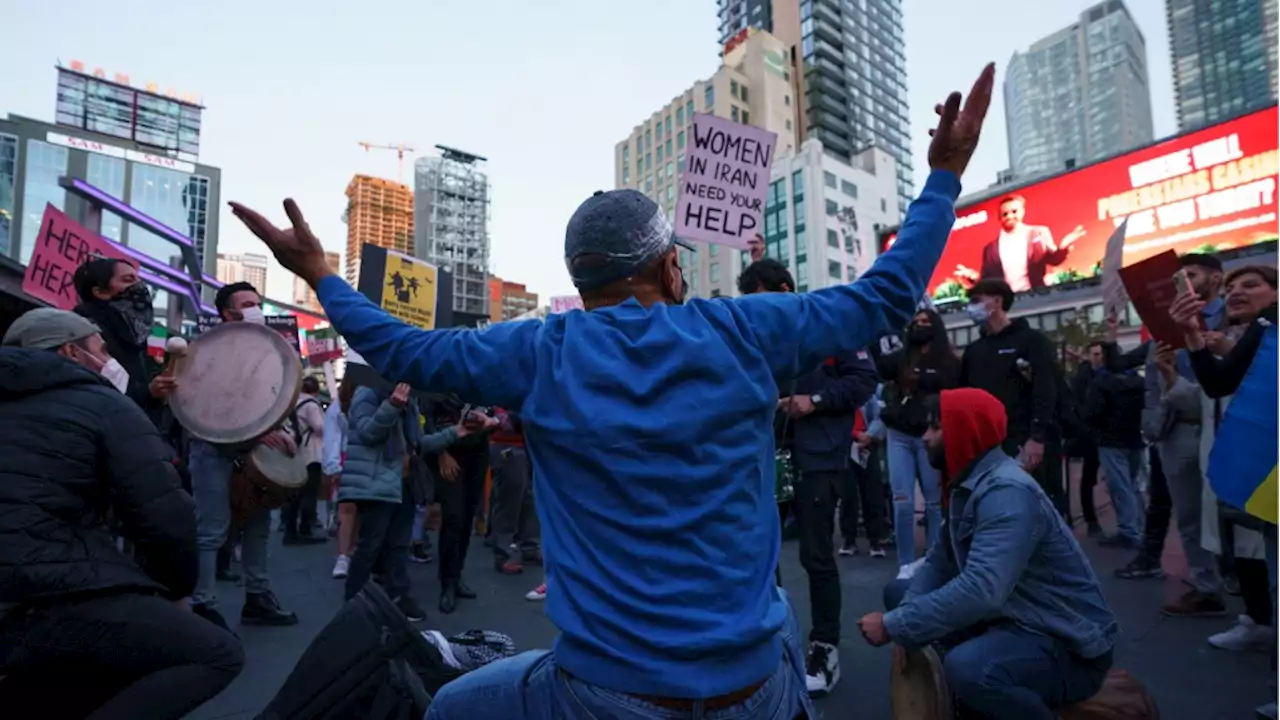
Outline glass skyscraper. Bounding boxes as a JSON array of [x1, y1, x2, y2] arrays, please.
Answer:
[[717, 0, 913, 218], [1167, 0, 1278, 131], [1004, 1, 1154, 179]]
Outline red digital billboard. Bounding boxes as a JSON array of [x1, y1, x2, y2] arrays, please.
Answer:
[[883, 105, 1279, 301]]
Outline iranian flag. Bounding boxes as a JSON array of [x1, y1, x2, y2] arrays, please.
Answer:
[[147, 325, 168, 364]]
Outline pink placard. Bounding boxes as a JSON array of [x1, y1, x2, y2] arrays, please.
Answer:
[[550, 295, 584, 314], [674, 113, 777, 249], [22, 204, 129, 310]]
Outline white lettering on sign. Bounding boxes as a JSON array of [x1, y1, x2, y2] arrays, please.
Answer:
[[125, 150, 196, 174], [952, 209, 988, 231], [45, 131, 127, 159]]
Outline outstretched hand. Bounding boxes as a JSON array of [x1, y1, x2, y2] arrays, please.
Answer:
[[229, 199, 334, 287], [927, 63, 996, 178]]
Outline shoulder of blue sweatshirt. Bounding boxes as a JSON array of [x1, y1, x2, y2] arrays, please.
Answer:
[[315, 170, 960, 409]]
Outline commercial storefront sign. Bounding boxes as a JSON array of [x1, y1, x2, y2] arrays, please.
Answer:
[[43, 131, 197, 174]]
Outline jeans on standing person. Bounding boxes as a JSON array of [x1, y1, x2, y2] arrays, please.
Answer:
[[0, 593, 244, 720], [425, 587, 816, 720], [793, 470, 843, 646], [841, 445, 888, 546], [886, 429, 942, 566], [438, 445, 490, 584], [189, 440, 271, 607], [490, 446, 540, 562], [345, 490, 417, 601], [1097, 447, 1144, 543], [281, 461, 323, 538], [883, 578, 1111, 720]]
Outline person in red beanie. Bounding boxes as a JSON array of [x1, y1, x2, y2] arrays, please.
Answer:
[[859, 388, 1117, 719]]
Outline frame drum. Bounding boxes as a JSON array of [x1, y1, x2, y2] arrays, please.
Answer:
[[169, 322, 303, 445], [231, 444, 309, 521]]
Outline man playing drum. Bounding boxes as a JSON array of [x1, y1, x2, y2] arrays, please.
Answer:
[[188, 281, 300, 628]]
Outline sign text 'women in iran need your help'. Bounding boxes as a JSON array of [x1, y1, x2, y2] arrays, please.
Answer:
[[674, 113, 777, 250]]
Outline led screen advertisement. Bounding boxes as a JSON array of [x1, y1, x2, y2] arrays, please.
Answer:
[[882, 105, 1279, 301]]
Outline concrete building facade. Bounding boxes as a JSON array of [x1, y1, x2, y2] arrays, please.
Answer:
[[413, 146, 491, 317], [487, 275, 539, 322], [343, 175, 413, 286], [215, 252, 268, 291], [1005, 1, 1154, 179], [293, 251, 340, 310]]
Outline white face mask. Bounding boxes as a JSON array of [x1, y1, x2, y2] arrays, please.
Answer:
[[100, 358, 131, 394], [239, 306, 266, 325], [964, 303, 991, 325]]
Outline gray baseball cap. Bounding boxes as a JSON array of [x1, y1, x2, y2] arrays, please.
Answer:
[[2, 307, 102, 350], [564, 189, 692, 290]]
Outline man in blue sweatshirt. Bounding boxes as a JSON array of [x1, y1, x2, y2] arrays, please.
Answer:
[[229, 63, 994, 720]]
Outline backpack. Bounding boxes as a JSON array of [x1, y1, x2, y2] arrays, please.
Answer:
[[290, 397, 321, 449]]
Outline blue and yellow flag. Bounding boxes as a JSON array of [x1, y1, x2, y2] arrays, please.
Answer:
[[1207, 324, 1278, 525]]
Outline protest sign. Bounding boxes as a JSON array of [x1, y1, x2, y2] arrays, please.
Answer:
[[198, 314, 301, 353], [1119, 250, 1191, 348], [305, 326, 343, 366], [674, 113, 777, 249], [22, 204, 128, 310], [549, 295, 584, 314], [357, 244, 439, 330]]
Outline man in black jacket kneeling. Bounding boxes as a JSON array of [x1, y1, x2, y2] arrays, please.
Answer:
[[0, 308, 243, 720]]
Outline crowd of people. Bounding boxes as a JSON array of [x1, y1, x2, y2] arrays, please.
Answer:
[[0, 59, 1274, 720]]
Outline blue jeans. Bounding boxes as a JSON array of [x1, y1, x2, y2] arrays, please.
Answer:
[[189, 440, 271, 606], [1097, 447, 1143, 542], [426, 589, 816, 720], [886, 429, 942, 567], [882, 579, 1110, 719]]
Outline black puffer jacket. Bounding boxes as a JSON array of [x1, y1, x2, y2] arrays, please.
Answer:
[[0, 347, 197, 603]]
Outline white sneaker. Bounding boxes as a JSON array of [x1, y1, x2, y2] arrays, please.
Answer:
[[332, 555, 350, 579], [805, 641, 840, 695], [1208, 615, 1274, 652], [897, 556, 927, 580], [525, 582, 546, 601]]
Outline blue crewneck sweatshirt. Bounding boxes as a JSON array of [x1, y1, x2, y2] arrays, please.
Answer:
[[315, 170, 961, 698]]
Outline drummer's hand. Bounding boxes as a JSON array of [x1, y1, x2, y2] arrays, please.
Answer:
[[149, 374, 178, 399], [388, 383, 412, 409], [262, 429, 297, 457], [228, 199, 333, 287], [859, 612, 891, 647], [438, 452, 461, 483]]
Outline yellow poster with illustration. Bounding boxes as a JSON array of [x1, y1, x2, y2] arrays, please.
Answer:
[[381, 250, 438, 330]]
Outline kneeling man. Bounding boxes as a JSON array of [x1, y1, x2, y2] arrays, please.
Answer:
[[859, 388, 1117, 720]]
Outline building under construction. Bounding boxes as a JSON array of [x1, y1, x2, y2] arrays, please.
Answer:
[[343, 174, 414, 286], [413, 146, 490, 317]]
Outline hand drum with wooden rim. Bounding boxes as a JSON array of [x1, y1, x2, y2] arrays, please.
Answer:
[[169, 321, 303, 445]]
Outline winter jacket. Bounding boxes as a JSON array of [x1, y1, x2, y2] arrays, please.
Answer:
[[1082, 361, 1146, 450], [959, 318, 1058, 444], [340, 387, 457, 504], [777, 350, 879, 473], [0, 347, 197, 603]]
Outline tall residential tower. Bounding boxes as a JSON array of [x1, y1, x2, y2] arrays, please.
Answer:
[[1166, 0, 1278, 131], [343, 175, 414, 286], [1004, 1, 1154, 179], [413, 146, 491, 317], [716, 0, 914, 218]]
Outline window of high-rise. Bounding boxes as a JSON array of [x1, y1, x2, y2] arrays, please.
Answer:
[[1167, 0, 1278, 131]]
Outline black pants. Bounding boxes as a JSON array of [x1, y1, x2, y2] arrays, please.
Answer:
[[438, 447, 489, 583], [0, 593, 243, 720], [345, 492, 417, 601], [490, 446, 540, 561], [1078, 442, 1100, 526], [1004, 436, 1067, 520], [794, 469, 842, 647], [1139, 446, 1172, 562], [281, 461, 324, 537], [841, 447, 888, 545], [1237, 556, 1274, 626]]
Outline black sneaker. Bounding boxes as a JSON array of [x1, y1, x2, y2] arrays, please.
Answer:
[[1114, 556, 1165, 580], [804, 641, 840, 695], [395, 595, 427, 622], [410, 542, 434, 563], [241, 591, 299, 626]]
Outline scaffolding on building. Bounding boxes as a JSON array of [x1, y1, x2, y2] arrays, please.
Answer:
[[413, 145, 491, 317]]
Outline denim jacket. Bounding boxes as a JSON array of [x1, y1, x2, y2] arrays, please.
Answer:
[[883, 449, 1118, 659]]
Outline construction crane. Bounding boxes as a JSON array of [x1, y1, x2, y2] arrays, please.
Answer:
[[358, 142, 416, 184]]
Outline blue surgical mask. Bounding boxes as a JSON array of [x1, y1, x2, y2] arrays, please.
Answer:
[[965, 303, 990, 324]]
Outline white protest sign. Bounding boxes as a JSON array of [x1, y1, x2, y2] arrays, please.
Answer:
[[550, 295, 584, 314], [675, 113, 777, 249]]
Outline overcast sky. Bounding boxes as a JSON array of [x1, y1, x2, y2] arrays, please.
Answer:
[[0, 0, 1174, 301]]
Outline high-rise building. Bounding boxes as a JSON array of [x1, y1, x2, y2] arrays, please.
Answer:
[[293, 250, 340, 309], [716, 0, 914, 219], [1167, 0, 1278, 131], [614, 29, 798, 297], [487, 276, 539, 322], [343, 175, 413, 286], [413, 146, 491, 317], [1004, 1, 1154, 180], [216, 252, 269, 291]]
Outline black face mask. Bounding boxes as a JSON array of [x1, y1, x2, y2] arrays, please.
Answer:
[[907, 325, 933, 346], [108, 282, 155, 345]]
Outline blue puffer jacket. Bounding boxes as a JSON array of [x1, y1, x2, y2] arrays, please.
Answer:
[[340, 387, 457, 504]]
